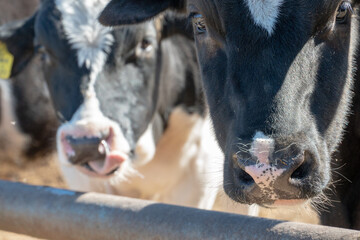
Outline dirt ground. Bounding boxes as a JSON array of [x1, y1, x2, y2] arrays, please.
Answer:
[[0, 155, 65, 188]]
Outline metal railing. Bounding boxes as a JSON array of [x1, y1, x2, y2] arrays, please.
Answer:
[[0, 180, 358, 240]]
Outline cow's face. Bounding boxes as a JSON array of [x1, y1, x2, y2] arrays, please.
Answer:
[[100, 0, 359, 205], [6, 0, 162, 179], [187, 0, 358, 205]]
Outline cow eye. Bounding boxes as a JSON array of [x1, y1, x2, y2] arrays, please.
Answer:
[[141, 38, 153, 52], [192, 13, 207, 34], [36, 45, 51, 64], [336, 1, 353, 23]]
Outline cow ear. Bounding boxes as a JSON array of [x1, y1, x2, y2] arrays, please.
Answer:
[[99, 0, 186, 26], [0, 14, 37, 78], [160, 11, 194, 40]]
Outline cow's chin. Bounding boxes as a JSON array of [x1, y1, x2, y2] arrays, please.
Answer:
[[76, 165, 119, 179]]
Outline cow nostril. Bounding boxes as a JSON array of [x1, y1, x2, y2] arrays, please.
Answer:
[[98, 139, 110, 155], [238, 168, 254, 185], [129, 149, 136, 158], [290, 151, 312, 180], [66, 136, 107, 165]]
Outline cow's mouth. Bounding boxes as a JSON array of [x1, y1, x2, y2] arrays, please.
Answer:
[[83, 162, 119, 176], [60, 128, 128, 178]]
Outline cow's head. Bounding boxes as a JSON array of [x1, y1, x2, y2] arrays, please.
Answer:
[[0, 0, 194, 182], [100, 0, 360, 205]]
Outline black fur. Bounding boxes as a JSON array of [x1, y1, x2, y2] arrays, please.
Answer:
[[320, 40, 360, 229], [99, 0, 186, 26], [11, 54, 59, 158], [100, 0, 360, 229]]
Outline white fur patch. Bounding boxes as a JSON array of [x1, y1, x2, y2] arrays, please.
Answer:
[[55, 0, 114, 79], [244, 0, 284, 35]]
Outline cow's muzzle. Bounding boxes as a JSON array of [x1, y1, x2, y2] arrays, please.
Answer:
[[61, 127, 128, 177], [226, 133, 325, 205]]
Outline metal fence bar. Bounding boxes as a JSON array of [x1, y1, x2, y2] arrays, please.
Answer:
[[0, 180, 358, 240]]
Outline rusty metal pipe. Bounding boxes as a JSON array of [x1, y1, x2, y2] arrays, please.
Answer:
[[0, 180, 359, 240]]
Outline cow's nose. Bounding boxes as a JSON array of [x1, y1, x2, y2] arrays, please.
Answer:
[[66, 136, 106, 165], [235, 151, 313, 199]]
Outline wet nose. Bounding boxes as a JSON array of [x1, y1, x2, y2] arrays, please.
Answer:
[[243, 153, 305, 184], [66, 136, 106, 165], [235, 151, 313, 199]]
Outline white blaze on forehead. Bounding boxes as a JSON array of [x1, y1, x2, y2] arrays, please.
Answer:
[[55, 0, 114, 80], [244, 0, 284, 35]]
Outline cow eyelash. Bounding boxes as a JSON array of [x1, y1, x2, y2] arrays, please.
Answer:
[[35, 45, 51, 62], [35, 45, 50, 57], [35, 45, 45, 53], [336, 1, 353, 23], [189, 13, 207, 34]]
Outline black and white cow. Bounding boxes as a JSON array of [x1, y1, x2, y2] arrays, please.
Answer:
[[0, 1, 58, 163], [0, 0, 235, 210], [99, 0, 360, 228]]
